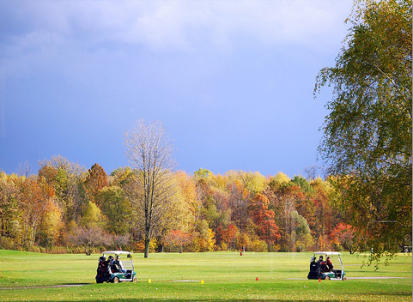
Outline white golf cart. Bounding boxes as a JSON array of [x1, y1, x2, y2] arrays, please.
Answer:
[[96, 251, 137, 283], [307, 251, 346, 281]]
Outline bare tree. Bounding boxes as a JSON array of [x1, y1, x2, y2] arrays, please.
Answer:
[[38, 155, 85, 178], [68, 226, 110, 255], [124, 120, 176, 258], [111, 234, 130, 251], [17, 161, 32, 178], [303, 165, 318, 181]]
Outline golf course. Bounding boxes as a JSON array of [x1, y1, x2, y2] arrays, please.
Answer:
[[0, 250, 411, 301]]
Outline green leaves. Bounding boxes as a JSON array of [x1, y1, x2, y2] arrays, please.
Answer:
[[315, 0, 412, 254]]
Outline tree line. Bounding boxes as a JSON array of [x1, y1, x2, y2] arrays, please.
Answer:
[[0, 156, 356, 255]]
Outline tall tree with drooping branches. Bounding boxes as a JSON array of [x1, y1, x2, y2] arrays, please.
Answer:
[[315, 0, 412, 255]]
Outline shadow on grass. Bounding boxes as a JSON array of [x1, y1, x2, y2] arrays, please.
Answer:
[[36, 298, 354, 302], [357, 292, 412, 296], [0, 283, 91, 290]]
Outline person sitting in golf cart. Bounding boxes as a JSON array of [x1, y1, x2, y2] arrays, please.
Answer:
[[326, 257, 334, 271], [114, 255, 126, 273], [108, 256, 114, 266], [317, 256, 328, 272]]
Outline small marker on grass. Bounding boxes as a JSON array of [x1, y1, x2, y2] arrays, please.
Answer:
[[201, 280, 204, 284], [256, 277, 258, 281], [148, 279, 151, 283]]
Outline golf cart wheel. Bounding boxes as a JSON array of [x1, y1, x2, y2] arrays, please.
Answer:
[[324, 276, 330, 280], [132, 276, 137, 282], [113, 277, 119, 284], [342, 276, 347, 281]]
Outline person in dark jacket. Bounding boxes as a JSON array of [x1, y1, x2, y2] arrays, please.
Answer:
[[318, 256, 328, 272]]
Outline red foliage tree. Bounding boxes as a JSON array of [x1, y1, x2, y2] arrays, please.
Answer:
[[249, 194, 281, 249], [216, 223, 238, 250], [19, 178, 55, 248], [330, 223, 355, 253], [164, 230, 192, 253]]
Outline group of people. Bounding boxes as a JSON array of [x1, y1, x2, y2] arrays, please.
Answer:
[[97, 254, 126, 275], [311, 255, 334, 272]]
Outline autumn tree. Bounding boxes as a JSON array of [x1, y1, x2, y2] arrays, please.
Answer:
[[291, 211, 314, 251], [330, 222, 355, 253], [98, 186, 131, 235], [17, 161, 32, 178], [110, 167, 133, 187], [226, 171, 267, 195], [38, 199, 63, 249], [0, 173, 20, 237], [315, 0, 412, 254], [68, 226, 110, 255], [38, 166, 69, 219], [124, 120, 176, 258], [193, 219, 215, 252], [19, 178, 55, 248], [111, 234, 130, 251], [216, 223, 238, 250], [291, 176, 314, 195], [38, 155, 86, 223], [202, 196, 231, 231], [84, 163, 108, 207], [271, 183, 301, 251], [248, 193, 280, 251], [268, 172, 291, 190], [174, 171, 201, 234], [311, 178, 335, 249], [67, 200, 108, 255], [164, 230, 191, 253], [38, 166, 58, 186], [194, 168, 212, 178], [80, 201, 105, 229], [227, 178, 250, 232]]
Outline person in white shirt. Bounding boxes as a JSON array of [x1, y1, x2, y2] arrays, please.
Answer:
[[114, 255, 126, 273]]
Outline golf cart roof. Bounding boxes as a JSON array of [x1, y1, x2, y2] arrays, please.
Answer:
[[314, 252, 342, 256], [102, 251, 132, 255]]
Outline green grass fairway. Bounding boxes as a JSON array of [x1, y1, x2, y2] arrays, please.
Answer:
[[0, 250, 411, 301]]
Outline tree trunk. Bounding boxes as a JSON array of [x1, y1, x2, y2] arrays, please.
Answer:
[[144, 237, 150, 258]]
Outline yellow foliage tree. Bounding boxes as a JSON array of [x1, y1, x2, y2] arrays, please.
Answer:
[[40, 199, 63, 247], [80, 201, 105, 228]]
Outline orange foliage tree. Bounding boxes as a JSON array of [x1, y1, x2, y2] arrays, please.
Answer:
[[84, 163, 108, 207], [19, 178, 55, 248], [164, 230, 192, 252], [330, 223, 355, 253], [248, 193, 280, 251]]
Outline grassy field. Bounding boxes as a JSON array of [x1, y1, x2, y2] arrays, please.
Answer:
[[0, 250, 411, 301]]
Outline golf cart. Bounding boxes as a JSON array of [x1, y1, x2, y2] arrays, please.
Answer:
[[96, 251, 137, 283], [307, 252, 346, 281]]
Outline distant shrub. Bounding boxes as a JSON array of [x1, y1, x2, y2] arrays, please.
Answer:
[[0, 236, 16, 250], [250, 240, 268, 252]]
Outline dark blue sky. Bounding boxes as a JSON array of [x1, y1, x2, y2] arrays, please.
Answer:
[[0, 0, 352, 177]]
